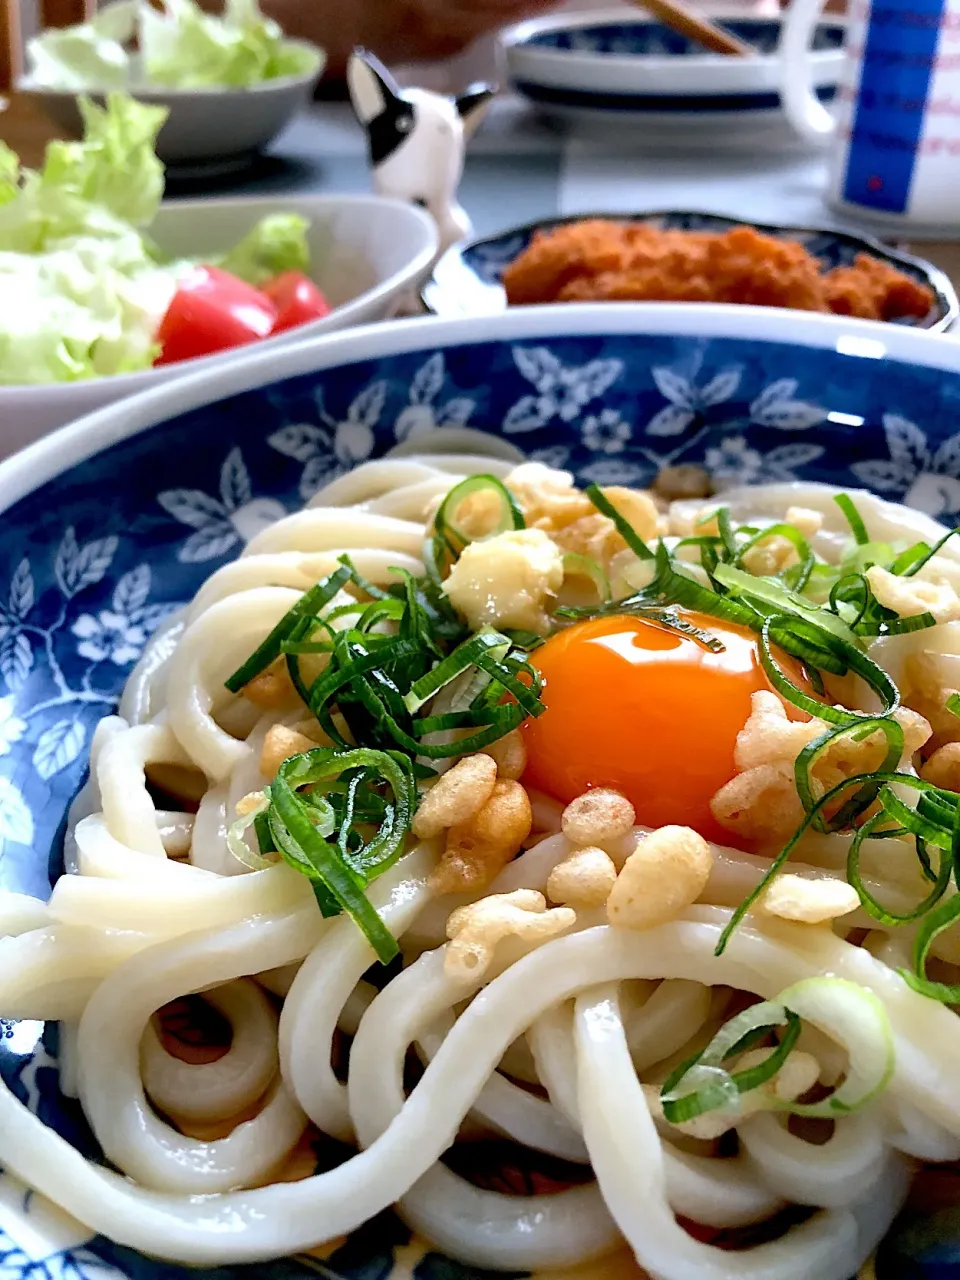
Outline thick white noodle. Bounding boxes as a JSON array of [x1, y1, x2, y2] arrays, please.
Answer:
[[416, 1009, 590, 1163], [738, 1111, 886, 1208], [140, 979, 281, 1123], [166, 587, 301, 781], [348, 944, 620, 1269], [278, 843, 437, 1141], [574, 983, 910, 1280], [5, 460, 960, 1278]]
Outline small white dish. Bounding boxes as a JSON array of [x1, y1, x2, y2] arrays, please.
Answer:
[[0, 193, 438, 458], [17, 41, 322, 172], [503, 10, 844, 137]]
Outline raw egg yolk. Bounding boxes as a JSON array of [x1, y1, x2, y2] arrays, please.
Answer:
[[522, 611, 785, 845]]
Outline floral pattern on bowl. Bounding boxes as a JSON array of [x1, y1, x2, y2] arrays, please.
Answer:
[[1, 308, 960, 1280], [422, 211, 959, 333]]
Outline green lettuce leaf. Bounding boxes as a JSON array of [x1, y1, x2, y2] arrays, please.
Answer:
[[0, 94, 167, 253], [0, 92, 312, 385], [25, 0, 321, 91], [25, 2, 137, 91], [0, 244, 185, 384], [140, 0, 322, 89], [0, 145, 19, 207], [216, 212, 309, 286]]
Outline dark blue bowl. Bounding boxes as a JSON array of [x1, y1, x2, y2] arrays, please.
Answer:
[[1, 304, 959, 1280]]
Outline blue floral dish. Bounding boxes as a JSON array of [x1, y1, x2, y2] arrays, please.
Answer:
[[2, 303, 960, 1280], [502, 11, 844, 127], [422, 210, 958, 334]]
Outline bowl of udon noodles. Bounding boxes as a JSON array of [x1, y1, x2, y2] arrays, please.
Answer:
[[6, 301, 960, 1280]]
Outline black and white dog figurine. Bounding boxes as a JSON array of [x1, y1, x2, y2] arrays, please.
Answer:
[[347, 50, 495, 256]]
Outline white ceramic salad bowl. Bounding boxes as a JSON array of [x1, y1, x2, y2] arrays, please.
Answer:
[[0, 193, 439, 458]]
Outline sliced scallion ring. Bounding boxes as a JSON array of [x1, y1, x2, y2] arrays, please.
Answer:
[[433, 474, 524, 556], [660, 1001, 801, 1124], [775, 977, 894, 1117], [226, 794, 276, 871], [562, 553, 610, 603], [834, 493, 871, 546]]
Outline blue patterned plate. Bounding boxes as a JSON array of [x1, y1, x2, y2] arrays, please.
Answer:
[[422, 211, 958, 333], [2, 303, 960, 1280], [502, 11, 844, 128]]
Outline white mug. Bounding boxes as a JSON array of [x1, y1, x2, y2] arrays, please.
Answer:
[[779, 0, 960, 229]]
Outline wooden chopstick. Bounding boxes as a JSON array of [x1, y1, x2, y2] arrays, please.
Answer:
[[627, 0, 756, 57]]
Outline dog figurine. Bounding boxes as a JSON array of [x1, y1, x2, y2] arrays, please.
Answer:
[[347, 49, 495, 256]]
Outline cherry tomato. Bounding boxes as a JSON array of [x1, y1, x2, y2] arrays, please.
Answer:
[[154, 266, 277, 366], [261, 271, 332, 334]]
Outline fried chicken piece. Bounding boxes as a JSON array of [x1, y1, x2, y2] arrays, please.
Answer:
[[501, 219, 934, 323], [822, 254, 934, 321], [502, 220, 632, 305], [701, 226, 829, 312]]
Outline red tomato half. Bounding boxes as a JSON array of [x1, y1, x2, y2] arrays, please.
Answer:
[[155, 266, 277, 366], [262, 271, 332, 334]]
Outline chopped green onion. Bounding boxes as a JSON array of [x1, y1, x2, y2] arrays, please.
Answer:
[[834, 493, 871, 546], [848, 810, 952, 926], [336, 554, 391, 600], [584, 483, 655, 561], [562, 553, 610, 603], [266, 746, 416, 963], [712, 562, 861, 651], [794, 716, 903, 832], [758, 616, 899, 724], [715, 507, 739, 562], [433, 474, 524, 565], [901, 525, 960, 578], [734, 522, 815, 592], [662, 977, 893, 1125], [661, 1001, 801, 1123], [774, 978, 894, 1117], [404, 630, 511, 715], [901, 894, 960, 1004], [225, 565, 352, 693], [226, 795, 276, 871]]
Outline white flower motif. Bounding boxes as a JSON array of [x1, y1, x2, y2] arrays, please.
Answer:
[[504, 346, 624, 433], [0, 698, 26, 758], [579, 457, 651, 486], [705, 437, 764, 486], [530, 445, 572, 471], [645, 364, 742, 437], [851, 414, 960, 522], [270, 381, 386, 501], [749, 378, 826, 431], [704, 436, 824, 487], [394, 354, 475, 443], [71, 610, 146, 666], [582, 408, 632, 455], [157, 448, 286, 563]]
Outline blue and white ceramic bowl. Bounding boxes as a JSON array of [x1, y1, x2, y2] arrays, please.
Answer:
[[503, 10, 844, 134], [2, 303, 960, 1280], [423, 210, 959, 333]]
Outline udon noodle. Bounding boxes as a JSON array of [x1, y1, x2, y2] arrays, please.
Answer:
[[4, 448, 960, 1280]]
